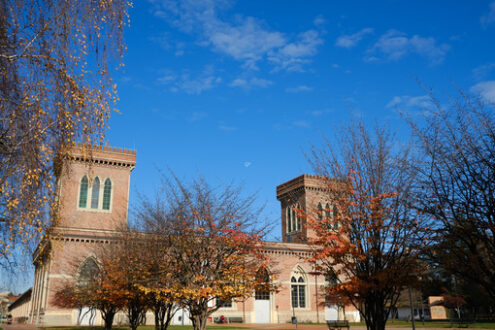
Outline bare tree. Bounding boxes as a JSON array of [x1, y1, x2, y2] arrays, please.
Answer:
[[406, 91, 495, 303], [307, 122, 425, 330]]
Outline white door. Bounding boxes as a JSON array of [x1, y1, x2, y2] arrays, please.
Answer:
[[254, 300, 270, 323], [325, 305, 339, 320], [171, 308, 190, 325]]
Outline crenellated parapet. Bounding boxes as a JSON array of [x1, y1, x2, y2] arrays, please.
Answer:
[[71, 143, 137, 168]]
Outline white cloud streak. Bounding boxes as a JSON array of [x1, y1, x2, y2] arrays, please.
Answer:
[[471, 81, 495, 103], [335, 28, 373, 48], [368, 30, 450, 64], [151, 0, 323, 71], [285, 85, 313, 93], [481, 1, 495, 27]]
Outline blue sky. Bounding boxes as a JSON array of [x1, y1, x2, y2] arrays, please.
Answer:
[[5, 0, 495, 293]]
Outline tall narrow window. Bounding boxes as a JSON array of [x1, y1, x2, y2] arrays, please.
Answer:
[[255, 268, 270, 300], [296, 203, 302, 231], [292, 207, 297, 231], [317, 202, 323, 220], [91, 177, 100, 209], [102, 178, 112, 210], [298, 277, 306, 308], [325, 203, 331, 218], [291, 275, 306, 308], [287, 207, 292, 234], [79, 176, 88, 208]]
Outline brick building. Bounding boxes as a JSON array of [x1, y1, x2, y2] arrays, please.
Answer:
[[29, 145, 360, 326]]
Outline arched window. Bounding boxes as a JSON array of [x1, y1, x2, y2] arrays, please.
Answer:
[[255, 268, 270, 300], [325, 203, 331, 218], [287, 207, 292, 234], [292, 207, 297, 232], [78, 258, 99, 286], [91, 177, 100, 209], [79, 176, 89, 208], [317, 202, 323, 221], [102, 178, 112, 210], [291, 275, 306, 308], [296, 203, 302, 231]]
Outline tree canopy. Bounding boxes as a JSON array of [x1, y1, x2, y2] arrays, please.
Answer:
[[0, 0, 130, 267]]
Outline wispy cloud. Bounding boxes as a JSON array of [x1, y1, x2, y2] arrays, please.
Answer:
[[158, 66, 222, 94], [285, 85, 313, 93], [311, 109, 332, 116], [269, 30, 323, 72], [335, 28, 373, 49], [218, 124, 238, 131], [473, 63, 495, 81], [189, 111, 207, 122], [367, 30, 450, 64], [470, 81, 495, 103], [386, 95, 433, 109], [481, 1, 495, 27], [293, 120, 310, 128], [229, 77, 273, 89], [151, 0, 324, 71]]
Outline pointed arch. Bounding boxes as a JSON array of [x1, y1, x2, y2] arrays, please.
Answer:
[[102, 178, 112, 210], [255, 267, 271, 300], [91, 177, 100, 209], [78, 257, 99, 286], [79, 176, 89, 208], [291, 266, 307, 308]]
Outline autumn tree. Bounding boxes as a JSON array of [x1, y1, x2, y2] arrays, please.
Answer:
[[405, 92, 495, 304], [134, 174, 268, 330], [307, 122, 425, 330], [53, 255, 125, 330], [0, 0, 130, 267]]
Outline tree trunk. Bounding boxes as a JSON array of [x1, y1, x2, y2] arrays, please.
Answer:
[[101, 307, 116, 330], [191, 311, 208, 330]]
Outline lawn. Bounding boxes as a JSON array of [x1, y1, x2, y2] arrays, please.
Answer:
[[43, 326, 247, 330], [42, 322, 495, 329]]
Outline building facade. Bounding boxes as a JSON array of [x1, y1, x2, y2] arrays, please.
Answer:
[[29, 145, 360, 326]]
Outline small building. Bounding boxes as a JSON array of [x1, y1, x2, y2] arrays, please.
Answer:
[[8, 289, 32, 323]]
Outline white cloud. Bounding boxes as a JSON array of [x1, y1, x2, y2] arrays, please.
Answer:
[[481, 1, 495, 27], [151, 0, 323, 71], [335, 28, 373, 48], [313, 15, 325, 27], [218, 125, 238, 131], [243, 161, 252, 168], [269, 30, 323, 71], [208, 17, 286, 68], [160, 66, 221, 94], [368, 30, 449, 64], [229, 77, 273, 89], [311, 109, 332, 116], [470, 81, 495, 103], [285, 85, 313, 93], [189, 111, 207, 122], [473, 63, 495, 81], [293, 120, 310, 128], [386, 95, 433, 109]]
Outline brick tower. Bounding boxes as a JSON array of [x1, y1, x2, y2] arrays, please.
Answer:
[[276, 174, 336, 243], [30, 145, 136, 325]]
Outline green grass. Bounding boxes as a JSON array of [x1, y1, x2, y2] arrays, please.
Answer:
[[43, 326, 247, 330], [42, 322, 495, 330]]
